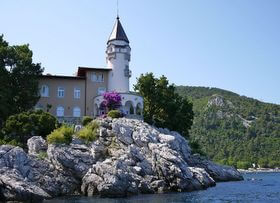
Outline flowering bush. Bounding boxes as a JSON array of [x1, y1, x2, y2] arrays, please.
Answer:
[[102, 91, 122, 111]]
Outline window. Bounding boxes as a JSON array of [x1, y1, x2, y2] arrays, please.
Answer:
[[56, 106, 64, 117], [97, 74, 104, 82], [91, 73, 98, 82], [40, 85, 49, 97], [124, 65, 131, 77], [91, 73, 104, 82], [98, 87, 106, 95], [57, 87, 65, 98], [73, 107, 81, 117], [74, 88, 80, 99]]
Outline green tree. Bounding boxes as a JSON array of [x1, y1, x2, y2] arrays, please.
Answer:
[[134, 73, 194, 137], [2, 110, 58, 147], [0, 35, 43, 127]]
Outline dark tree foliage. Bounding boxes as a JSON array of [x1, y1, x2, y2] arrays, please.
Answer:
[[134, 73, 194, 137], [0, 35, 43, 127], [2, 110, 58, 147], [176, 86, 280, 169]]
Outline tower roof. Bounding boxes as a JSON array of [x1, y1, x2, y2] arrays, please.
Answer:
[[108, 17, 129, 44]]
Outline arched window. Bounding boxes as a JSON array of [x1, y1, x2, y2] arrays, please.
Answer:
[[56, 106, 64, 117], [73, 107, 81, 117], [124, 101, 134, 115], [136, 103, 142, 115], [40, 85, 49, 97]]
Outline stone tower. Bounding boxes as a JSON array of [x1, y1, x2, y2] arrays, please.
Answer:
[[106, 17, 131, 92]]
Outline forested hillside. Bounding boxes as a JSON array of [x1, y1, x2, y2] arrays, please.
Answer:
[[176, 86, 280, 169]]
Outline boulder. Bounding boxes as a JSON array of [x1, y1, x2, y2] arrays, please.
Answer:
[[47, 144, 95, 178], [27, 136, 47, 155], [0, 167, 51, 202], [0, 144, 79, 201], [187, 154, 243, 181]]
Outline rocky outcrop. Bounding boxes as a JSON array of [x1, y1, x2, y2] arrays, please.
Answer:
[[0, 118, 243, 201], [0, 145, 79, 202], [187, 154, 243, 181], [207, 94, 234, 108], [80, 118, 242, 197]]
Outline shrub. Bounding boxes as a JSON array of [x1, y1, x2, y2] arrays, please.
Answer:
[[0, 139, 23, 147], [237, 161, 251, 169], [107, 110, 122, 118], [189, 140, 206, 156], [77, 121, 99, 143], [258, 158, 269, 168], [2, 110, 58, 147], [82, 116, 93, 126], [47, 125, 74, 145]]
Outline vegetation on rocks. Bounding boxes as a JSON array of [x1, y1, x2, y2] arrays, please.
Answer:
[[1, 110, 58, 147], [37, 151, 48, 160], [82, 116, 93, 126], [77, 121, 99, 143], [176, 86, 280, 169], [47, 125, 74, 145], [107, 110, 122, 118]]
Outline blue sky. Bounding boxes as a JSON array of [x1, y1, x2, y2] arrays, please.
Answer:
[[1, 0, 280, 104]]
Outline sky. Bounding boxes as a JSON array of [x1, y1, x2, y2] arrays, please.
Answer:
[[1, 0, 280, 104]]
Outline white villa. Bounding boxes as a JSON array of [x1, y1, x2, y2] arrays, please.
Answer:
[[36, 16, 143, 122]]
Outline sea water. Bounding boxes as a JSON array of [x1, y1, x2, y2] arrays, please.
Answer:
[[44, 172, 280, 203]]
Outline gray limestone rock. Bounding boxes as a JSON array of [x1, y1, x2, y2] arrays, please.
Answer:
[[0, 167, 51, 202], [27, 136, 47, 156], [0, 118, 243, 201], [47, 143, 95, 178], [0, 144, 79, 202], [187, 154, 243, 181]]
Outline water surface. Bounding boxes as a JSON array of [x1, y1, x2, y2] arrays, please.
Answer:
[[45, 172, 280, 203]]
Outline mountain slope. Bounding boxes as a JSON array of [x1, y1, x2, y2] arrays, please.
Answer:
[[176, 86, 280, 169]]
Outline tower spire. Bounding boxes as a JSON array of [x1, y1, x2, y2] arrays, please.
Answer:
[[107, 16, 129, 44]]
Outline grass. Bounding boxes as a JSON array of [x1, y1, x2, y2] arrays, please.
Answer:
[[77, 121, 99, 143], [47, 125, 74, 145]]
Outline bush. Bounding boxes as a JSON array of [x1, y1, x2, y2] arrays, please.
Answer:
[[77, 121, 99, 143], [82, 116, 93, 126], [47, 125, 74, 145], [107, 110, 122, 118], [2, 110, 58, 147], [189, 140, 206, 156], [258, 158, 269, 168], [237, 161, 251, 169], [0, 139, 23, 147]]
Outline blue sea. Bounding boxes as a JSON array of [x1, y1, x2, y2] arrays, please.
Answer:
[[45, 172, 280, 203]]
